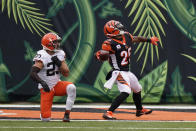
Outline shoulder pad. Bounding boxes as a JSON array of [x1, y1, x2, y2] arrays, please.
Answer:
[[56, 50, 65, 56], [103, 39, 112, 45]]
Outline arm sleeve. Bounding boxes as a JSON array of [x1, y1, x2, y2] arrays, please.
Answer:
[[57, 50, 66, 61], [33, 52, 46, 66], [129, 33, 134, 41], [101, 41, 115, 53], [30, 66, 44, 83], [124, 32, 134, 41], [102, 43, 111, 51]]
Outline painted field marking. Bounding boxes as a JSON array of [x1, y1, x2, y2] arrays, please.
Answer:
[[1, 119, 196, 122], [0, 104, 196, 109], [0, 110, 17, 115], [0, 113, 17, 115], [0, 127, 196, 130]]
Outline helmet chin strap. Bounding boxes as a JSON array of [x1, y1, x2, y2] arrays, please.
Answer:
[[42, 46, 59, 52]]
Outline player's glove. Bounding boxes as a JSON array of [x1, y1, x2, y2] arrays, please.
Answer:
[[95, 51, 101, 61], [51, 56, 62, 67], [40, 81, 50, 92], [150, 36, 159, 46]]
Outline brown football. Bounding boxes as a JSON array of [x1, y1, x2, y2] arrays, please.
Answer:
[[99, 50, 109, 61]]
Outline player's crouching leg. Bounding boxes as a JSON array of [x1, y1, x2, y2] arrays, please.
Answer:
[[63, 84, 76, 122]]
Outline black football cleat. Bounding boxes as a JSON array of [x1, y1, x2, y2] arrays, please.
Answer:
[[63, 114, 70, 122]]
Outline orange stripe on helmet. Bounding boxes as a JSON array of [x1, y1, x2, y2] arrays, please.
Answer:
[[111, 20, 115, 26], [107, 22, 111, 27], [104, 20, 124, 38]]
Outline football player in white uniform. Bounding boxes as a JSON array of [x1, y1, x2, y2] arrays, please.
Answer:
[[30, 32, 76, 122]]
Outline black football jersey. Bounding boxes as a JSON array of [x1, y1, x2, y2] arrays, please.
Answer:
[[108, 33, 133, 71]]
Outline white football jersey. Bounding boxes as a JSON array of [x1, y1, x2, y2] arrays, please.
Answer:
[[33, 49, 65, 89]]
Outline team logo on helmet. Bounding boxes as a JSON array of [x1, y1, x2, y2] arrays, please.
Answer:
[[41, 32, 62, 51], [104, 20, 125, 38]]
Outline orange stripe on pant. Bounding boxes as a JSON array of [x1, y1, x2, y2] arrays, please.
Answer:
[[117, 74, 129, 86], [40, 81, 73, 118]]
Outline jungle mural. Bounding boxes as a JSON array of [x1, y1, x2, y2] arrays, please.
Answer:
[[0, 0, 195, 104]]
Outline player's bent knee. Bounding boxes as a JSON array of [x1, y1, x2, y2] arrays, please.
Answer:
[[67, 84, 76, 102], [67, 84, 76, 92], [66, 84, 76, 110]]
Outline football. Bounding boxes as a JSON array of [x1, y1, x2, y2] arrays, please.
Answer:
[[98, 50, 109, 61]]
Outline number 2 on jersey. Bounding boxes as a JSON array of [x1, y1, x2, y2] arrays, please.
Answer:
[[46, 62, 57, 76]]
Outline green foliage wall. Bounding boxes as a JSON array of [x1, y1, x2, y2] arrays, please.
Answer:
[[0, 0, 195, 104]]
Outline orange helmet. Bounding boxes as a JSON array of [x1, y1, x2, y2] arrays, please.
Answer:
[[104, 20, 125, 38], [41, 32, 62, 51]]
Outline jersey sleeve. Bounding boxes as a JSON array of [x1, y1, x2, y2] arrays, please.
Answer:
[[101, 40, 115, 53], [129, 34, 134, 41], [124, 32, 133, 41], [57, 50, 65, 61], [124, 32, 134, 46], [33, 51, 47, 65]]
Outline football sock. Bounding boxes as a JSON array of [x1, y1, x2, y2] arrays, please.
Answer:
[[64, 110, 70, 115], [66, 84, 76, 110], [133, 91, 143, 110], [108, 92, 129, 112]]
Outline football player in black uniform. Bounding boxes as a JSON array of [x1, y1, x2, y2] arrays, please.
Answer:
[[95, 20, 159, 120]]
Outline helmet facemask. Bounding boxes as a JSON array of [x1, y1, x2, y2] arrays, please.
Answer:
[[49, 39, 61, 50], [41, 32, 62, 52], [114, 22, 126, 36]]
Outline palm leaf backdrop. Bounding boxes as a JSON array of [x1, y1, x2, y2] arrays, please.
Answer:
[[46, 0, 72, 18], [24, 41, 36, 62], [166, 66, 195, 103], [0, 48, 11, 102], [7, 41, 36, 94], [126, 60, 167, 103], [123, 0, 167, 74], [181, 53, 196, 82], [1, 0, 54, 36], [4, 41, 36, 94]]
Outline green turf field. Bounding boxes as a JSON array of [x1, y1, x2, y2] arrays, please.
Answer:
[[0, 121, 196, 131]]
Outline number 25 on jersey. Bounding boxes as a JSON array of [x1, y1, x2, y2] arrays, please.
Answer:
[[120, 47, 131, 66]]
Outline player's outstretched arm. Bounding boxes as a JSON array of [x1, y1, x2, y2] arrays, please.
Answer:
[[132, 36, 159, 46]]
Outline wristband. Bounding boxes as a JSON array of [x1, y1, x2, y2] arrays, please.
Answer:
[[147, 38, 151, 42]]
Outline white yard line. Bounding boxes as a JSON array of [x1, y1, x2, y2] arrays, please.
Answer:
[[0, 126, 196, 130], [0, 104, 196, 109], [0, 119, 196, 122]]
